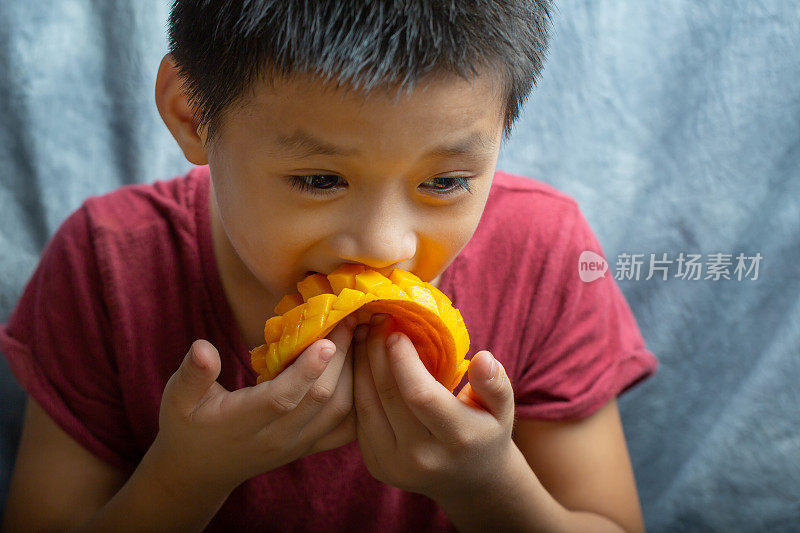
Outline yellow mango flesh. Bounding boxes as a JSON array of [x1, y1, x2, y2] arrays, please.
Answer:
[[249, 263, 471, 392]]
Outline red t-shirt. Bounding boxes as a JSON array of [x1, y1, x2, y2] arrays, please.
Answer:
[[0, 165, 657, 531]]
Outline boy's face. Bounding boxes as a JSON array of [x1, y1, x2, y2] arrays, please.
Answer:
[[202, 68, 504, 309]]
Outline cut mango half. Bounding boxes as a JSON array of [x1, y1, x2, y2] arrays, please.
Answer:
[[249, 263, 470, 392]]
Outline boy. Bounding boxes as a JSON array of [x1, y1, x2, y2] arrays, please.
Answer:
[[1, 1, 657, 531]]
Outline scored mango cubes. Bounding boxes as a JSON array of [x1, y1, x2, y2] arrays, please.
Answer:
[[249, 264, 471, 392]]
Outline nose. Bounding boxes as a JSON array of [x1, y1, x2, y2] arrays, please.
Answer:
[[337, 219, 416, 274], [326, 182, 421, 274], [345, 235, 415, 273]]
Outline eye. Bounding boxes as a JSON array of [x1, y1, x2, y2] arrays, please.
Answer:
[[421, 176, 475, 196], [287, 174, 344, 196], [286, 174, 475, 197]]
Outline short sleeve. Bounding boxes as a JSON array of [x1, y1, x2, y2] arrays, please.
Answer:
[[514, 204, 659, 421], [0, 206, 138, 471]]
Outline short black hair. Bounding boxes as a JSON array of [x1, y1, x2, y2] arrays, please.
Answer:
[[167, 0, 554, 149]]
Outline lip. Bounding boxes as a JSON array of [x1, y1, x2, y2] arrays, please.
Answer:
[[302, 265, 398, 282]]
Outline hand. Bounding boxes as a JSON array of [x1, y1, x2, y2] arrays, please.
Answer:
[[352, 313, 517, 503], [152, 314, 358, 493]]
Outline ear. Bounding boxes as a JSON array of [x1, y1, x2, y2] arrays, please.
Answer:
[[155, 54, 209, 166]]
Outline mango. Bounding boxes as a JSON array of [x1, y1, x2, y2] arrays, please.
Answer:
[[249, 264, 470, 392]]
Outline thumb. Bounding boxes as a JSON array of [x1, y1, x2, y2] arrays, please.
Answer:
[[164, 339, 223, 415], [459, 351, 514, 423]]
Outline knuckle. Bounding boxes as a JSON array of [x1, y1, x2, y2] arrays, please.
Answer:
[[377, 380, 402, 402], [407, 385, 437, 410], [445, 429, 472, 449], [328, 396, 353, 421], [407, 446, 437, 474], [354, 395, 383, 416], [306, 381, 335, 406], [268, 391, 299, 414], [300, 363, 324, 385], [353, 396, 379, 416]]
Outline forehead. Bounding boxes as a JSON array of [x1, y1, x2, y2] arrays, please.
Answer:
[[223, 69, 505, 156]]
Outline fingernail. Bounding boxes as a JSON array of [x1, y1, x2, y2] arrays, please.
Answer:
[[487, 352, 498, 382], [371, 313, 387, 326], [320, 344, 336, 362]]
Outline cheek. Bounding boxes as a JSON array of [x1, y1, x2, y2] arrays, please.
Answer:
[[430, 201, 484, 244], [213, 182, 283, 262], [220, 195, 325, 269]]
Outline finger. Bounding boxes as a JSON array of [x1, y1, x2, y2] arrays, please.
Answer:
[[282, 314, 357, 429], [306, 325, 359, 454], [226, 316, 355, 432], [162, 340, 229, 417], [293, 319, 357, 443], [383, 329, 465, 442], [353, 323, 396, 451], [365, 314, 431, 443], [460, 351, 515, 426], [256, 337, 337, 419]]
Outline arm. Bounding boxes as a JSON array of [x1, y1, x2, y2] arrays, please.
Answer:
[[75, 433, 233, 532], [512, 397, 645, 532], [2, 396, 232, 532], [436, 397, 646, 533], [4, 322, 359, 532], [3, 396, 127, 531], [352, 317, 645, 533]]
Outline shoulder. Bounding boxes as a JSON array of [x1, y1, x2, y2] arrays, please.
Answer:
[[450, 170, 591, 387], [489, 169, 578, 208], [69, 166, 210, 314], [490, 169, 577, 205], [80, 165, 206, 236], [34, 165, 211, 329], [465, 169, 584, 266], [34, 166, 209, 290]]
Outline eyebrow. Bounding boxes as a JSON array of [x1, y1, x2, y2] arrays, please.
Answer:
[[274, 128, 498, 159]]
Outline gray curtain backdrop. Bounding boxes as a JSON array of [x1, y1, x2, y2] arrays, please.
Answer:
[[1, 1, 798, 530]]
